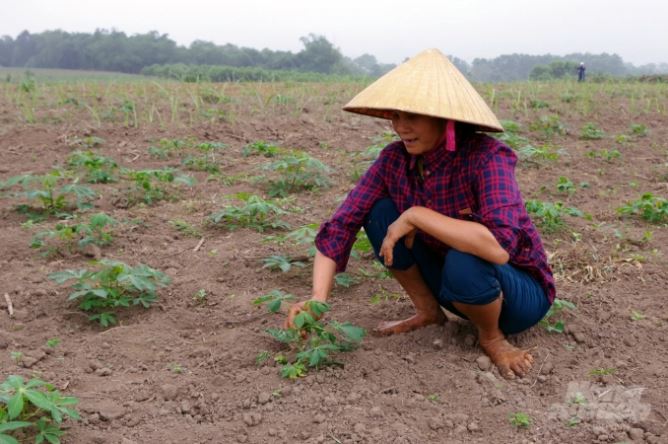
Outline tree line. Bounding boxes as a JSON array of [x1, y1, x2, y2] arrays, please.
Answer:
[[1, 29, 666, 82], [0, 30, 393, 77]]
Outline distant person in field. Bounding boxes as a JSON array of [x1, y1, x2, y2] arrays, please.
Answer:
[[285, 49, 555, 379], [577, 62, 586, 82]]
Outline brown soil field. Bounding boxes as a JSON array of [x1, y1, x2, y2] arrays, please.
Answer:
[[1, 79, 667, 444]]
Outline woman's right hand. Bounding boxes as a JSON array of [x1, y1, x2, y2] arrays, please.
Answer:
[[284, 299, 323, 329]]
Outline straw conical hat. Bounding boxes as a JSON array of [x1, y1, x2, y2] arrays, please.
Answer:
[[344, 48, 503, 132]]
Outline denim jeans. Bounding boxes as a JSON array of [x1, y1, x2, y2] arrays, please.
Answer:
[[362, 198, 550, 334]]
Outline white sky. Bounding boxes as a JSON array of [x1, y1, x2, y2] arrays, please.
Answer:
[[2, 0, 667, 66]]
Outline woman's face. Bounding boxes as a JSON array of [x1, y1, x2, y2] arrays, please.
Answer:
[[390, 111, 445, 156]]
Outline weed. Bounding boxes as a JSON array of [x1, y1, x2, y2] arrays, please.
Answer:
[[147, 138, 189, 159], [195, 141, 227, 152], [579, 123, 605, 140], [209, 193, 290, 232], [168, 363, 184, 374], [193, 289, 208, 304], [514, 143, 564, 167], [586, 148, 621, 161], [242, 141, 281, 157], [614, 134, 630, 145], [255, 351, 271, 366], [566, 416, 581, 427], [259, 300, 364, 378], [68, 136, 105, 150], [262, 151, 331, 197], [45, 338, 61, 349], [334, 273, 358, 288], [123, 168, 195, 205], [253, 290, 296, 313], [618, 193, 668, 224], [588, 367, 616, 377], [66, 150, 118, 183], [369, 288, 402, 304], [525, 200, 583, 233], [529, 115, 567, 139], [629, 123, 649, 137], [181, 155, 220, 174], [31, 212, 116, 256], [539, 298, 576, 333], [48, 259, 171, 327], [1, 171, 96, 217], [10, 352, 23, 365], [500, 119, 522, 133], [168, 219, 202, 237], [630, 309, 645, 321], [350, 230, 374, 259], [509, 412, 532, 428], [556, 176, 575, 194], [0, 375, 79, 443], [569, 392, 587, 405], [262, 255, 306, 273]]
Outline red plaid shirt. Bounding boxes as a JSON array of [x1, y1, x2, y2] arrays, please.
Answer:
[[315, 132, 556, 303]]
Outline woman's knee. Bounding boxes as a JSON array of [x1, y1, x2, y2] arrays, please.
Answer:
[[362, 198, 414, 270], [439, 250, 500, 305]]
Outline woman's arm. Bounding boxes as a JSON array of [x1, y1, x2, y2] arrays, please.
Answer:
[[380, 206, 509, 266], [311, 250, 337, 301]]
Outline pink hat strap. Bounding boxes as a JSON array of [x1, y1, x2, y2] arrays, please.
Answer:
[[445, 120, 456, 152]]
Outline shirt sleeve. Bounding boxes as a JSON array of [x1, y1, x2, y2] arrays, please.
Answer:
[[473, 143, 532, 259], [315, 151, 390, 272]]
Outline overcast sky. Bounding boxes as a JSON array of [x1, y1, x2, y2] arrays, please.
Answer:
[[3, 0, 667, 66]]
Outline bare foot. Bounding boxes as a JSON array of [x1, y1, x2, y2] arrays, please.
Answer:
[[479, 336, 534, 379], [374, 311, 446, 336]]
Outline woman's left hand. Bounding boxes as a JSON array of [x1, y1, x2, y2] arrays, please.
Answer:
[[380, 210, 417, 267]]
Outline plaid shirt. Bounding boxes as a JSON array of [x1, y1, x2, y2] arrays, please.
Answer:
[[315, 132, 556, 303]]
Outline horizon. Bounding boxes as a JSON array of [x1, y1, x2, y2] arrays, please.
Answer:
[[2, 0, 667, 67]]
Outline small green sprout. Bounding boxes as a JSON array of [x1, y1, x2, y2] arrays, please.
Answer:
[[509, 412, 532, 428]]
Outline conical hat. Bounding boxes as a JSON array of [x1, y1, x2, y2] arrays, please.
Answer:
[[344, 48, 503, 132]]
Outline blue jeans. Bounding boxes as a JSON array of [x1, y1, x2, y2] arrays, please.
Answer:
[[362, 198, 550, 335]]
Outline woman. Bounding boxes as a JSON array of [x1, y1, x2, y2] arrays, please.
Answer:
[[286, 49, 555, 379]]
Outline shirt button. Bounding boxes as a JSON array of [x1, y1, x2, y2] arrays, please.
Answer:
[[425, 170, 431, 176]]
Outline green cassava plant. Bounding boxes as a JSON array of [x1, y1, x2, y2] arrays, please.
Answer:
[[254, 298, 365, 379], [0, 375, 79, 444], [208, 193, 290, 232], [618, 193, 668, 224], [30, 212, 116, 256], [1, 171, 96, 218], [48, 259, 171, 327], [539, 298, 576, 333], [261, 151, 331, 197], [122, 168, 195, 205], [66, 151, 118, 183]]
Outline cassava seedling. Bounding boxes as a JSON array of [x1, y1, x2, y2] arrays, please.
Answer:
[[1, 170, 96, 218], [30, 212, 116, 256], [0, 375, 79, 444], [618, 193, 667, 224], [253, 290, 296, 313], [256, 299, 365, 378], [539, 298, 576, 333], [48, 259, 171, 327], [509, 412, 532, 428], [261, 150, 331, 197], [261, 255, 305, 273], [208, 193, 290, 232], [122, 168, 195, 205], [66, 150, 118, 183]]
